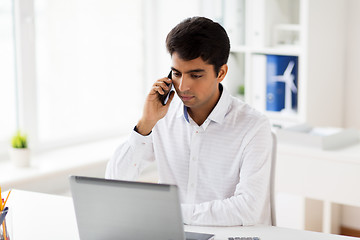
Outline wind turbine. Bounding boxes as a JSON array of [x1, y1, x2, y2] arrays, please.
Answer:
[[272, 61, 297, 112]]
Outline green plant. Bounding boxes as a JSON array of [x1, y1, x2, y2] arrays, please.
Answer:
[[238, 85, 245, 96], [11, 131, 28, 148]]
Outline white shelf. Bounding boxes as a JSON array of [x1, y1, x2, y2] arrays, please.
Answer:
[[266, 111, 300, 123], [275, 24, 301, 32], [230, 45, 251, 53], [224, 0, 345, 128], [231, 45, 302, 56]]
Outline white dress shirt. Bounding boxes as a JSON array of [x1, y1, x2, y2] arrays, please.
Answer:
[[106, 85, 272, 226]]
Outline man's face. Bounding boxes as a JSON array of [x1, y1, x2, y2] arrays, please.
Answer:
[[171, 52, 225, 112]]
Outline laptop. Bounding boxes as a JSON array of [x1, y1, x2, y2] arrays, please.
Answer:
[[69, 176, 214, 240]]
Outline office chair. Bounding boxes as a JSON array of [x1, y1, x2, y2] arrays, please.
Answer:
[[270, 132, 277, 226]]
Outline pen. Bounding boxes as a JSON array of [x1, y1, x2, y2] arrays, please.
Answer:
[[3, 222, 7, 240], [2, 191, 11, 210]]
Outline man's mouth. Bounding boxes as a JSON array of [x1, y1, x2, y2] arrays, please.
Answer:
[[179, 95, 194, 101]]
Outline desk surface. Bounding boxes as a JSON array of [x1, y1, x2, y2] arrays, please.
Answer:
[[4, 190, 358, 240], [277, 141, 360, 208]]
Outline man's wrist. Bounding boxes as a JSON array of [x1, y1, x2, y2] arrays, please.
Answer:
[[133, 125, 152, 136], [134, 119, 155, 136]]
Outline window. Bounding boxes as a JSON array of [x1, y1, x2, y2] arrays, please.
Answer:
[[34, 0, 144, 145], [0, 0, 16, 151], [0, 0, 224, 159]]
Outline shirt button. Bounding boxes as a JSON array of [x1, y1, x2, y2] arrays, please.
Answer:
[[192, 157, 197, 162]]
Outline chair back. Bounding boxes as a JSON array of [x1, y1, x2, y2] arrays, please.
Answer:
[[270, 132, 277, 226]]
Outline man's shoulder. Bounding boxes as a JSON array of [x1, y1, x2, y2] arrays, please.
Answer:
[[228, 95, 268, 123], [226, 96, 271, 142]]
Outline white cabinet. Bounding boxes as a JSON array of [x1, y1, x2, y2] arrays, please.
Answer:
[[222, 0, 346, 128]]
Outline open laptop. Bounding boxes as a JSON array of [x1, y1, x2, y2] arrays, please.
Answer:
[[69, 176, 214, 240]]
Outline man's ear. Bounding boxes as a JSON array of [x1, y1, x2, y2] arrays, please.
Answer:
[[217, 64, 228, 83]]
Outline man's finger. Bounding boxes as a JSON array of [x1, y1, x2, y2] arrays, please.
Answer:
[[165, 91, 175, 106]]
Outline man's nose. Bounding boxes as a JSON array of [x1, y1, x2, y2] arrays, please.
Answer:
[[178, 75, 191, 92]]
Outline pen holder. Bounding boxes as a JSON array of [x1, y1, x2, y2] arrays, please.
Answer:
[[0, 207, 12, 240]]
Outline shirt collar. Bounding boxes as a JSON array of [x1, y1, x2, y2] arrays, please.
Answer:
[[177, 83, 232, 125]]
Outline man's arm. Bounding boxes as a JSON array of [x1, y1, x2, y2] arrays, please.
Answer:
[[181, 122, 272, 226], [136, 76, 175, 136], [105, 76, 175, 179], [105, 130, 155, 180]]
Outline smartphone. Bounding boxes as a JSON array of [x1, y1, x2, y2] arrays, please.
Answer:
[[159, 71, 173, 105]]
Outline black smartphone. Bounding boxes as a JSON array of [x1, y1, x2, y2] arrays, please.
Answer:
[[159, 71, 173, 105]]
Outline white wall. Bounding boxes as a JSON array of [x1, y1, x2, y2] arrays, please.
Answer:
[[341, 0, 360, 226], [344, 0, 360, 130], [325, 0, 360, 230]]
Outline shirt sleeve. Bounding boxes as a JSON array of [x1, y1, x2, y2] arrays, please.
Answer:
[[181, 120, 272, 226], [105, 129, 155, 180]]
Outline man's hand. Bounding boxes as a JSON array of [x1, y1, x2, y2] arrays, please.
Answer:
[[136, 77, 175, 136]]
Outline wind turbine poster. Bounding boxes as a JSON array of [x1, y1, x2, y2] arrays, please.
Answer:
[[266, 55, 298, 112]]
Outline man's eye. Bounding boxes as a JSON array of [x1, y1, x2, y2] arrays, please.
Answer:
[[173, 72, 181, 78], [192, 74, 202, 79]]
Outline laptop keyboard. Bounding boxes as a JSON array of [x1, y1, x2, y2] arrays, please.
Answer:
[[228, 237, 260, 240]]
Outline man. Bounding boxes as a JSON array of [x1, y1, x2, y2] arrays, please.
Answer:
[[106, 17, 272, 226]]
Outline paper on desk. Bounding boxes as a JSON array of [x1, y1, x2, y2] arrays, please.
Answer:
[[277, 124, 359, 150], [309, 127, 343, 136]]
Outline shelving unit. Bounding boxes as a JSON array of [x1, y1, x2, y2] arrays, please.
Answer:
[[222, 0, 346, 128], [219, 0, 349, 233]]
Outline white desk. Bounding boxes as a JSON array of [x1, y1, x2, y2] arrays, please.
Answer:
[[276, 141, 360, 233], [277, 141, 360, 207], [4, 189, 358, 240]]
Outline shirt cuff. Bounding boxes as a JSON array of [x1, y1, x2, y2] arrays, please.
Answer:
[[181, 203, 194, 225], [129, 126, 153, 148]]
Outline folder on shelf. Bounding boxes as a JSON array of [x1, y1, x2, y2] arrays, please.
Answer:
[[249, 0, 266, 47], [251, 54, 267, 111], [266, 55, 298, 112]]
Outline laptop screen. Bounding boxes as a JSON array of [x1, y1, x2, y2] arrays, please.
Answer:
[[70, 176, 187, 240]]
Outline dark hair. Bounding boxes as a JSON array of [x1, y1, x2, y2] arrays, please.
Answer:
[[166, 17, 230, 76]]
